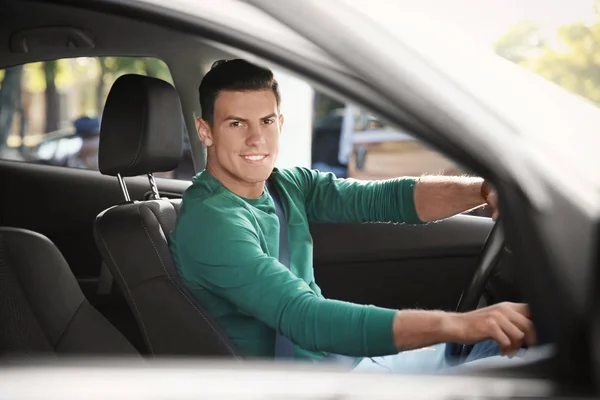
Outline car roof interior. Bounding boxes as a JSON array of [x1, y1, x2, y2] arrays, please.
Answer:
[[0, 0, 595, 393]]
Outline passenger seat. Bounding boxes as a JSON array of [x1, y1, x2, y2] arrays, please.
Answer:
[[0, 227, 138, 356]]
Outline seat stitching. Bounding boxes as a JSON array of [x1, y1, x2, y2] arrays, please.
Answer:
[[128, 273, 171, 289], [54, 299, 85, 349], [139, 204, 238, 357], [97, 224, 154, 353]]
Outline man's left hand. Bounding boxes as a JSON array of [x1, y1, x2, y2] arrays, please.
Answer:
[[482, 181, 499, 221]]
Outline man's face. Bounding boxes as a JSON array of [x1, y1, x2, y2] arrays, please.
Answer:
[[197, 89, 283, 195]]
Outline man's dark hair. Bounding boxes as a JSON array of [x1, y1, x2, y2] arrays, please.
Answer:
[[199, 59, 281, 124]]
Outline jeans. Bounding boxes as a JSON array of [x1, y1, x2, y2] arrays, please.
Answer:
[[351, 340, 528, 373]]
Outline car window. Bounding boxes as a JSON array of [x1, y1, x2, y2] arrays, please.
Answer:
[[0, 56, 195, 180], [310, 93, 462, 177], [309, 91, 491, 217]]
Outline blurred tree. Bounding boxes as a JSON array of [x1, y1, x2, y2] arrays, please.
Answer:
[[494, 20, 545, 63], [1, 56, 172, 147], [495, 9, 600, 103], [43, 60, 60, 132], [0, 65, 23, 146], [528, 22, 600, 102], [142, 58, 172, 82], [96, 58, 108, 115]]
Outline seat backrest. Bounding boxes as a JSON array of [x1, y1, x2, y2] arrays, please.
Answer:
[[94, 74, 237, 357], [0, 227, 138, 356]]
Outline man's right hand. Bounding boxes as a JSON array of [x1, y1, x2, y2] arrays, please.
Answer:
[[392, 302, 536, 356], [448, 302, 536, 356]]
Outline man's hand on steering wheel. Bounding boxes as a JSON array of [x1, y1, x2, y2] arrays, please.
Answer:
[[449, 302, 537, 357], [481, 180, 499, 221]]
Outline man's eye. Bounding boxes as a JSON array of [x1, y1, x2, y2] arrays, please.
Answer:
[[230, 121, 241, 127], [263, 118, 274, 124]]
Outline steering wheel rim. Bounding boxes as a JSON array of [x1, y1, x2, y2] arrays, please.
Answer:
[[446, 221, 506, 363]]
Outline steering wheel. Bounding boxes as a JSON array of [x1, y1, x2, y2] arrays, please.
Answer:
[[445, 221, 506, 363]]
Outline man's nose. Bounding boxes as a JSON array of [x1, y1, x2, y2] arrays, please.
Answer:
[[246, 126, 266, 146]]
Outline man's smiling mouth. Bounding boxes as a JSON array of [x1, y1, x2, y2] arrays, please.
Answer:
[[241, 154, 268, 162]]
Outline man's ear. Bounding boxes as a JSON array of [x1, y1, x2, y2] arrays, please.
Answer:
[[196, 117, 213, 147], [278, 113, 285, 131]]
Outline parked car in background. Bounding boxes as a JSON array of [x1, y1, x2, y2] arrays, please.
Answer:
[[20, 121, 195, 179], [21, 127, 81, 166]]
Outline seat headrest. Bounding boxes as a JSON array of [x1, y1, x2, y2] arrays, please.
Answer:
[[99, 74, 184, 177]]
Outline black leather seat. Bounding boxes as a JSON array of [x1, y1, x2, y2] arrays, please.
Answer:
[[93, 74, 237, 357], [0, 227, 138, 356]]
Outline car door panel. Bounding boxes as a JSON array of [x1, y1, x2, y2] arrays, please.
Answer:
[[311, 216, 493, 311]]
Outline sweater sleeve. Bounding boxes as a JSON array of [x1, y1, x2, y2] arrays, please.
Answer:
[[284, 167, 424, 224], [178, 203, 398, 357]]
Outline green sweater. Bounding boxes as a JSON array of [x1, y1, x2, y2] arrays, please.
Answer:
[[170, 167, 422, 361]]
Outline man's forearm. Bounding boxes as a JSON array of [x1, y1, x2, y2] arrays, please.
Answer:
[[413, 176, 486, 222]]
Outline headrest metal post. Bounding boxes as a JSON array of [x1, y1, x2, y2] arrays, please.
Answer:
[[117, 173, 131, 202], [148, 173, 160, 200]]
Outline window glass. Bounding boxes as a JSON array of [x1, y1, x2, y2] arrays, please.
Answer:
[[0, 57, 194, 180], [308, 92, 489, 217], [310, 92, 464, 179]]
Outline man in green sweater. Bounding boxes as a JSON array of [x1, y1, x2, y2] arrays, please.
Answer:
[[170, 59, 535, 372]]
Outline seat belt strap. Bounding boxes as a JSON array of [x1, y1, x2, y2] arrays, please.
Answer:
[[267, 179, 296, 359]]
